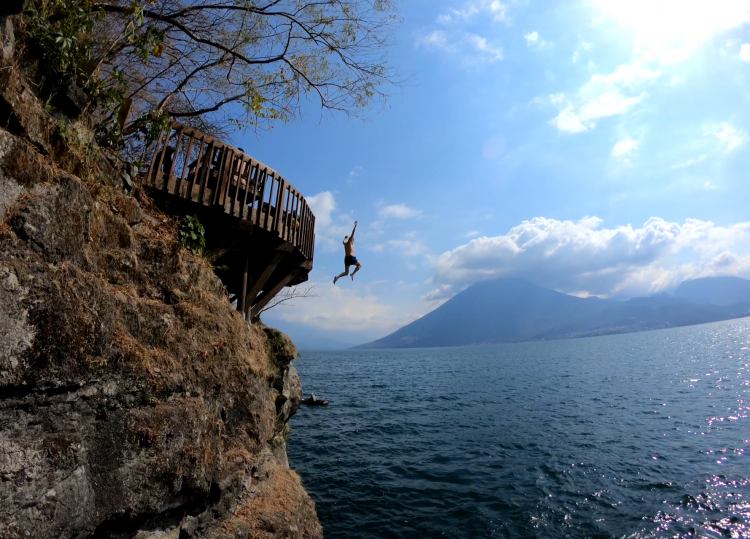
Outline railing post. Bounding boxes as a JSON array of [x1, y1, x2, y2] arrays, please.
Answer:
[[175, 131, 196, 197], [213, 148, 233, 207], [256, 167, 268, 227], [275, 178, 287, 236], [166, 128, 183, 193], [188, 137, 205, 202], [197, 142, 215, 205], [147, 124, 167, 185]]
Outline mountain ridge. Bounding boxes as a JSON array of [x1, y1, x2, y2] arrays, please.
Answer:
[[356, 277, 750, 349]]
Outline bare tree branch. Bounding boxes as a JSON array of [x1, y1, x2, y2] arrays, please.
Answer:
[[258, 283, 317, 316]]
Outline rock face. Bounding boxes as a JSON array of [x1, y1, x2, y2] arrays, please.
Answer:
[[0, 98, 321, 536]]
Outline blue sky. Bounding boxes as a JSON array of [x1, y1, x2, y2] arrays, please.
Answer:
[[235, 0, 750, 348]]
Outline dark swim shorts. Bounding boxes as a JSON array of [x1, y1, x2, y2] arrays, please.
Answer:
[[345, 255, 359, 266]]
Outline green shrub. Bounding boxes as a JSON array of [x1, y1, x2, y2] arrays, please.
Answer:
[[177, 215, 205, 255]]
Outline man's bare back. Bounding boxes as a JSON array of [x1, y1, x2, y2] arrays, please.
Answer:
[[334, 221, 362, 284]]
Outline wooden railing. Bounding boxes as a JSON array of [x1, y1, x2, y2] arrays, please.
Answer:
[[146, 121, 316, 260]]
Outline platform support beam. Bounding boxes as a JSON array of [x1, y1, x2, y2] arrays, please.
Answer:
[[244, 251, 286, 318], [238, 251, 250, 316]]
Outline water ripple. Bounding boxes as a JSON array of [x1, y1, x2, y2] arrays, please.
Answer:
[[290, 318, 750, 538]]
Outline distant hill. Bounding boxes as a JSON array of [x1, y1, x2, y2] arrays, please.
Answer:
[[674, 276, 750, 306], [355, 278, 750, 349]]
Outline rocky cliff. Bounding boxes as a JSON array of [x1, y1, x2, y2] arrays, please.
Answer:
[[0, 15, 322, 538]]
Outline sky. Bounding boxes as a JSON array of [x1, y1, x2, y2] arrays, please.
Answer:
[[234, 0, 750, 348]]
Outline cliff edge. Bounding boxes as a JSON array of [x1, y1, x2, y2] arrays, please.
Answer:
[[0, 22, 322, 539]]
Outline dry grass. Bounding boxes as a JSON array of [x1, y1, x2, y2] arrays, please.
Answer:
[[218, 465, 323, 539]]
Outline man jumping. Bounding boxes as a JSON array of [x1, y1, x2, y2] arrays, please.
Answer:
[[334, 221, 362, 284]]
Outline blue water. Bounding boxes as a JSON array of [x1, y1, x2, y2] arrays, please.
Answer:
[[288, 319, 750, 538]]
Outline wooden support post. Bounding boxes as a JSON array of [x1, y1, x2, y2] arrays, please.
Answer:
[[250, 269, 301, 320], [239, 251, 249, 316], [244, 251, 286, 318]]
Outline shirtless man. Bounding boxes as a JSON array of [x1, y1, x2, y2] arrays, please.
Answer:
[[333, 221, 362, 284]]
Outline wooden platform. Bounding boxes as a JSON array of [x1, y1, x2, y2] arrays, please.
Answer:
[[145, 121, 315, 320]]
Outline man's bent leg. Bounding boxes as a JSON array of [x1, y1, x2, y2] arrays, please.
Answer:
[[334, 265, 351, 285], [351, 262, 362, 280]]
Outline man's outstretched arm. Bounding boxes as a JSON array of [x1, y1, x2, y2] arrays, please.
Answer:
[[350, 221, 358, 239]]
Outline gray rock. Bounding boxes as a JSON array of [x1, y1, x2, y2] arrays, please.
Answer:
[[0, 125, 322, 538], [0, 16, 14, 62], [0, 266, 34, 385], [0, 174, 22, 223]]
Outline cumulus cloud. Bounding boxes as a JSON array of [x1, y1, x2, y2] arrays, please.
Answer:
[[612, 139, 639, 159], [306, 191, 354, 252], [741, 43, 750, 61], [422, 284, 454, 303], [419, 1, 508, 63], [416, 30, 456, 53], [437, 0, 509, 25], [545, 62, 661, 134], [672, 154, 707, 168], [378, 204, 422, 219], [348, 165, 363, 182], [710, 123, 748, 153], [547, 1, 750, 135], [428, 216, 750, 300], [525, 31, 547, 49], [466, 34, 503, 61], [307, 191, 335, 228], [595, 0, 750, 64], [549, 87, 646, 133]]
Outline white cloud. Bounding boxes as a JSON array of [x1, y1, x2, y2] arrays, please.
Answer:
[[741, 44, 750, 61], [429, 216, 750, 299], [378, 204, 422, 219], [572, 41, 593, 63], [421, 284, 454, 303], [465, 231, 481, 238], [420, 1, 508, 63], [548, 1, 750, 134], [547, 63, 658, 133], [612, 139, 639, 159], [595, 0, 750, 64], [416, 30, 456, 53], [702, 181, 719, 191], [549, 88, 646, 133], [525, 31, 547, 49], [590, 63, 661, 85], [306, 192, 355, 252], [348, 165, 363, 182], [437, 0, 509, 25], [307, 191, 336, 229], [710, 123, 748, 153], [466, 34, 503, 61], [672, 155, 707, 168]]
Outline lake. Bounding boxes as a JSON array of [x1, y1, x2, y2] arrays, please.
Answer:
[[289, 318, 750, 538]]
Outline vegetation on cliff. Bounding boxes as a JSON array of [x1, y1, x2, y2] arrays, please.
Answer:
[[17, 0, 399, 152]]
